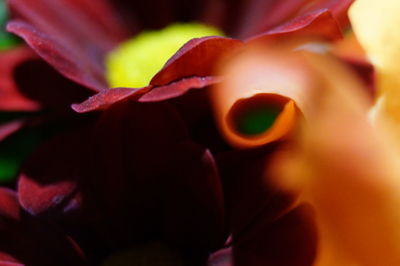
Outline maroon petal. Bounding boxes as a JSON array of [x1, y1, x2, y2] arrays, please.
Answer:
[[21, 100, 220, 253], [216, 145, 297, 239], [13, 57, 93, 110], [164, 87, 230, 154], [0, 188, 20, 221], [85, 100, 190, 246], [139, 76, 221, 102], [208, 247, 233, 266], [198, 0, 226, 31], [0, 217, 87, 266], [109, 0, 174, 32], [18, 173, 78, 216], [234, 0, 311, 38], [0, 119, 25, 142], [7, 20, 107, 91], [6, 0, 132, 91], [233, 204, 318, 266], [77, 100, 225, 255], [60, 0, 129, 42], [72, 76, 221, 113], [150, 37, 243, 86], [17, 127, 92, 217], [0, 46, 40, 111], [237, 0, 353, 38], [7, 0, 123, 51], [0, 45, 92, 112], [162, 141, 225, 253], [199, 0, 246, 37], [306, 0, 354, 29], [0, 252, 22, 265], [247, 9, 343, 43], [0, 188, 86, 266], [109, 0, 225, 34], [71, 86, 150, 113]]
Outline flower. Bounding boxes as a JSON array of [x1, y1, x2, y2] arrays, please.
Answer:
[[5, 0, 351, 113], [0, 0, 361, 265]]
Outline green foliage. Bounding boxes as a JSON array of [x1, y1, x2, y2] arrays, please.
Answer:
[[0, 0, 19, 50]]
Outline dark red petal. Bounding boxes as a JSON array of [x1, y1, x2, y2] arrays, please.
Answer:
[[234, 0, 310, 38], [216, 144, 297, 238], [110, 0, 224, 34], [0, 252, 22, 265], [208, 247, 233, 266], [0, 119, 24, 142], [0, 188, 86, 265], [139, 76, 221, 102], [247, 9, 343, 43], [198, 0, 226, 31], [0, 215, 87, 266], [80, 100, 224, 254], [237, 0, 353, 38], [60, 0, 129, 42], [233, 204, 318, 266], [150, 36, 243, 86], [0, 187, 19, 221], [71, 86, 151, 113], [6, 0, 132, 92], [110, 0, 174, 32], [72, 76, 221, 113], [85, 101, 189, 246], [162, 141, 225, 252], [18, 173, 78, 216], [210, 0, 243, 36], [306, 0, 354, 29], [17, 127, 91, 217], [0, 45, 92, 112], [164, 87, 230, 154], [7, 20, 107, 91], [13, 58, 92, 109], [7, 0, 123, 52], [0, 46, 40, 111]]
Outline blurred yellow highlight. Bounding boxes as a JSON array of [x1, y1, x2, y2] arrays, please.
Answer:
[[350, 0, 400, 150]]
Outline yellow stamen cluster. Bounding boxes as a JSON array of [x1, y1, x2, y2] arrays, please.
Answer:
[[106, 23, 224, 88]]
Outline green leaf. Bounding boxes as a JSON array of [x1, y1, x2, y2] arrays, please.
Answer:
[[0, 0, 7, 26], [0, 112, 39, 183], [0, 0, 19, 50]]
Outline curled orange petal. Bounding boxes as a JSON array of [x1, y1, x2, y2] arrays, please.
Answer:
[[211, 44, 317, 148]]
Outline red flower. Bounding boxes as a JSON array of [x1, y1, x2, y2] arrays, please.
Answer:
[[5, 0, 351, 112], [0, 0, 357, 265]]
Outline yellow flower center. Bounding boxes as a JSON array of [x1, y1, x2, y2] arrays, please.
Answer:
[[105, 23, 224, 88]]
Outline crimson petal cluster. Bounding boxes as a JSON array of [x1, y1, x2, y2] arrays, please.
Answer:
[[0, 0, 354, 265]]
